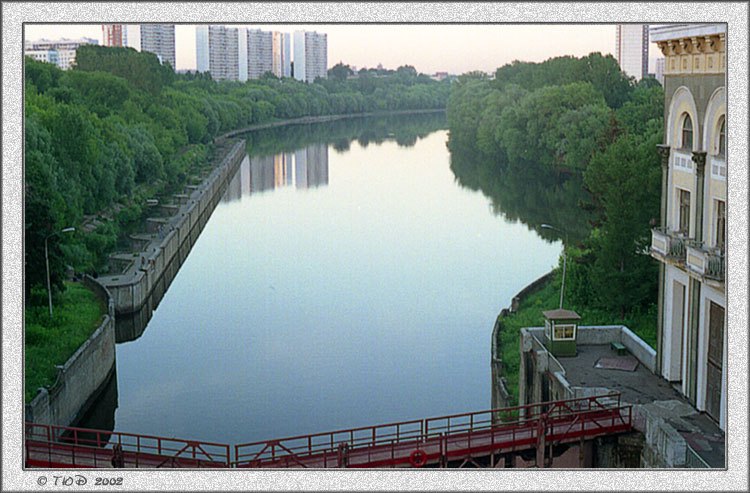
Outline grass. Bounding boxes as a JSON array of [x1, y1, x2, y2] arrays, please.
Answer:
[[496, 269, 658, 405], [24, 281, 107, 403]]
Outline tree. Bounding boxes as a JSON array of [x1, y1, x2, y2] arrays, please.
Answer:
[[74, 45, 174, 95], [328, 62, 354, 81], [583, 126, 662, 316]]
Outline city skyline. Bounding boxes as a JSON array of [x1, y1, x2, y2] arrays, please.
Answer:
[[23, 23, 655, 75]]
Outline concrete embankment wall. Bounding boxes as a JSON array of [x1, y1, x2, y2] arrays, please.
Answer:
[[26, 276, 116, 431], [103, 140, 246, 314]]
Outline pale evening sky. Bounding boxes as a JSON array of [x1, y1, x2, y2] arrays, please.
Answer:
[[22, 23, 649, 75]]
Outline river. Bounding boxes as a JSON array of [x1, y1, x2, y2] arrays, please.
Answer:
[[80, 113, 561, 445]]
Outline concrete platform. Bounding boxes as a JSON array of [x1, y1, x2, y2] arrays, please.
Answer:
[[557, 344, 724, 468], [558, 344, 683, 405]]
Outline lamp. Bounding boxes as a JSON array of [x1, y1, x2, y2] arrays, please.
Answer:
[[45, 227, 75, 318]]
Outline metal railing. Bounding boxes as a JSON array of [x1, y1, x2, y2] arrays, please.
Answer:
[[26, 394, 632, 469], [25, 422, 231, 468], [234, 393, 631, 468], [686, 240, 725, 282], [651, 228, 687, 261]]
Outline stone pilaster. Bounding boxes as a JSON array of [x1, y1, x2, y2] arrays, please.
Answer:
[[655, 144, 671, 377], [692, 151, 707, 242]]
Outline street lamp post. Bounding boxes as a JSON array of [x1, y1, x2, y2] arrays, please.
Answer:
[[541, 224, 568, 309], [45, 227, 75, 318]]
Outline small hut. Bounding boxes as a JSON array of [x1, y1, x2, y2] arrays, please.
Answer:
[[542, 309, 581, 357]]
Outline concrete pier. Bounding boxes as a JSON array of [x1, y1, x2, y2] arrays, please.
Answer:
[[98, 140, 246, 314]]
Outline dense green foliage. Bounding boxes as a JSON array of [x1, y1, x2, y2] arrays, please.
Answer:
[[25, 281, 106, 402], [24, 49, 450, 305], [447, 52, 664, 318]]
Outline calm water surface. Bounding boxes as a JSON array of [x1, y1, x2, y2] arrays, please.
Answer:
[[84, 117, 560, 444]]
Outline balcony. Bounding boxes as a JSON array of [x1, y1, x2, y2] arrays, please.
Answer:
[[651, 227, 687, 265], [686, 241, 725, 285]]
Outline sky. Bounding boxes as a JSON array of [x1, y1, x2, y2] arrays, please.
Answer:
[[22, 23, 658, 75]]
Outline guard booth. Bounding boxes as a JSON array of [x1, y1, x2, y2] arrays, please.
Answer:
[[543, 309, 581, 357]]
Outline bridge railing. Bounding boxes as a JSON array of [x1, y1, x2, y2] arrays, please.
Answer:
[[25, 422, 231, 468], [235, 393, 626, 467], [234, 417, 425, 467]]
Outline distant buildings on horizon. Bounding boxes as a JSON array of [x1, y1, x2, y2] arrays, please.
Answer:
[[293, 30, 327, 83], [197, 26, 321, 82], [24, 37, 99, 70], [26, 24, 176, 71], [616, 24, 650, 81], [28, 25, 458, 82]]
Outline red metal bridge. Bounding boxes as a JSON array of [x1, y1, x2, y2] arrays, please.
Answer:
[[26, 394, 631, 469]]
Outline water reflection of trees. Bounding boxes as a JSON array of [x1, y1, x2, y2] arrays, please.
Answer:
[[240, 112, 447, 157], [449, 145, 594, 246]]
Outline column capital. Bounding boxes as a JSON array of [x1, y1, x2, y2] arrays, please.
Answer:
[[692, 151, 707, 174], [656, 144, 671, 167]]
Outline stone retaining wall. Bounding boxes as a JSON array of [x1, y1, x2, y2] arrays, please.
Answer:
[[101, 140, 246, 314], [26, 276, 116, 432]]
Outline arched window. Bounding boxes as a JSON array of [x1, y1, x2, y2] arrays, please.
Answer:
[[717, 116, 726, 157], [681, 113, 693, 150]]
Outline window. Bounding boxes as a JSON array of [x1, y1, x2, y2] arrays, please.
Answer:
[[715, 200, 726, 250], [678, 189, 691, 235], [717, 116, 726, 157], [553, 323, 576, 341], [681, 113, 693, 150]]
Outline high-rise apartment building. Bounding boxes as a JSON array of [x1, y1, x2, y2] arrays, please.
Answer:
[[239, 29, 273, 80], [102, 24, 126, 47], [293, 31, 327, 83], [24, 37, 98, 70], [196, 25, 239, 81], [141, 24, 176, 69], [272, 32, 291, 78], [616, 24, 649, 80]]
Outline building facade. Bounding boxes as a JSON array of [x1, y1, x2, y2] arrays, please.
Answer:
[[293, 31, 327, 83], [272, 31, 292, 78], [242, 29, 274, 80], [649, 24, 726, 430], [196, 25, 239, 81], [24, 38, 98, 70], [616, 24, 649, 80], [140, 24, 176, 69], [102, 24, 126, 47]]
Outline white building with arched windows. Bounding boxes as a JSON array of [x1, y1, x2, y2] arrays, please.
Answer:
[[649, 24, 726, 430]]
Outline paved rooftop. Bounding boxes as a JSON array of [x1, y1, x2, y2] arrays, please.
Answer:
[[557, 344, 682, 405], [557, 344, 725, 468]]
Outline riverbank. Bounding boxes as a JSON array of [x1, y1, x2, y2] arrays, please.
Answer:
[[26, 276, 116, 431], [215, 108, 446, 141]]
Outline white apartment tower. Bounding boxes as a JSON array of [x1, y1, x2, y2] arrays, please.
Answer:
[[196, 25, 239, 81], [141, 24, 176, 69], [272, 32, 291, 78], [616, 24, 649, 80], [293, 31, 327, 83], [242, 29, 274, 80]]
